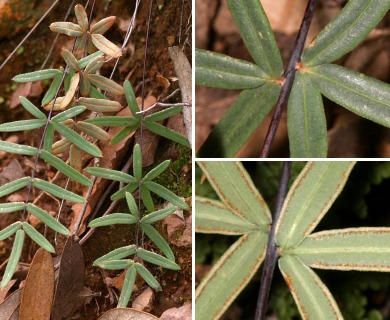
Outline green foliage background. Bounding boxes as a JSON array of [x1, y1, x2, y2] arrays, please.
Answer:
[[195, 162, 390, 319]]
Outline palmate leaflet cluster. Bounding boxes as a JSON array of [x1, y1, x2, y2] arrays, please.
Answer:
[[196, 0, 390, 157], [0, 3, 189, 307], [196, 162, 390, 319]]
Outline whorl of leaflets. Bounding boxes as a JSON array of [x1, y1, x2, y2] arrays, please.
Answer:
[[50, 4, 122, 58]]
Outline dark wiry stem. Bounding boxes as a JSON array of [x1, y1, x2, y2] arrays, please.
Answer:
[[135, 0, 154, 252], [255, 161, 292, 320], [260, 0, 317, 158]]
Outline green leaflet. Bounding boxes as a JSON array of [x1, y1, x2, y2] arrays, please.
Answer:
[[226, 0, 283, 77], [42, 72, 64, 105], [89, 85, 109, 100], [85, 167, 136, 184], [85, 116, 136, 127], [0, 221, 22, 241], [111, 182, 138, 201], [275, 162, 355, 249], [40, 150, 92, 186], [140, 223, 175, 261], [134, 262, 162, 291], [0, 202, 25, 214], [136, 248, 180, 270], [144, 121, 190, 148], [278, 255, 342, 320], [32, 178, 86, 203], [0, 177, 30, 198], [1, 229, 24, 288], [22, 222, 55, 253], [144, 107, 182, 122], [133, 144, 142, 181], [43, 123, 54, 152], [84, 56, 104, 75], [0, 119, 46, 132], [195, 49, 267, 89], [112, 125, 140, 144], [124, 80, 140, 119], [93, 245, 137, 266], [117, 266, 137, 307], [302, 0, 390, 66], [198, 82, 280, 157], [77, 52, 104, 69], [307, 64, 390, 128], [196, 232, 268, 320], [143, 160, 170, 182], [87, 73, 124, 95], [19, 96, 46, 119], [198, 162, 271, 228], [289, 228, 390, 272], [98, 259, 133, 270], [125, 192, 138, 217], [13, 69, 61, 83], [52, 122, 102, 157], [195, 197, 259, 235], [89, 213, 137, 227], [51, 106, 86, 122], [0, 141, 38, 156], [26, 203, 70, 236], [144, 181, 189, 210], [140, 206, 176, 224], [287, 71, 327, 157], [140, 187, 154, 212]]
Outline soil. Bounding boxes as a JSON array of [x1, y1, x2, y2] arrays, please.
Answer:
[[0, 0, 192, 319]]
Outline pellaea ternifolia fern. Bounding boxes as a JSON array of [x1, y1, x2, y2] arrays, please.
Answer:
[[87, 143, 189, 307], [0, 3, 189, 291]]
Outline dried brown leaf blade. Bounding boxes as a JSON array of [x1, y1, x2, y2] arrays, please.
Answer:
[[51, 236, 85, 320], [19, 248, 54, 320], [98, 308, 159, 320], [0, 288, 22, 320], [91, 16, 116, 35], [49, 22, 84, 37], [90, 34, 122, 58]]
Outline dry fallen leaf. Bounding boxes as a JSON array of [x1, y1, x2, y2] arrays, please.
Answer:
[[131, 287, 154, 312], [51, 236, 85, 320], [0, 288, 22, 320], [19, 248, 54, 320], [98, 307, 159, 320], [10, 82, 43, 109], [0, 159, 25, 186], [0, 280, 17, 303], [160, 302, 192, 320]]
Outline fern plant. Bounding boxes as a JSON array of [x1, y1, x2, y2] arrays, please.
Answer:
[[0, 3, 189, 313], [195, 161, 390, 319], [195, 0, 390, 157]]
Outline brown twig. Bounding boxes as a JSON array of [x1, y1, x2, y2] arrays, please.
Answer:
[[254, 161, 292, 320], [260, 0, 317, 158]]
